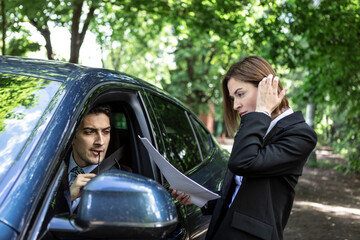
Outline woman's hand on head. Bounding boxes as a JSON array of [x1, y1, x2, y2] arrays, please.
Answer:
[[256, 74, 287, 114], [169, 187, 193, 206]]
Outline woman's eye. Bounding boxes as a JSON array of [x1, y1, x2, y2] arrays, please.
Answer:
[[237, 92, 244, 97]]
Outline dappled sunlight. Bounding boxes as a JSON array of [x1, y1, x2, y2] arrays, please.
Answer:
[[191, 228, 208, 239], [321, 176, 329, 181], [297, 177, 316, 186], [294, 201, 360, 219]]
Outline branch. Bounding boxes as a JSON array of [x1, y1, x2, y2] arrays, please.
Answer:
[[29, 18, 54, 60], [71, 0, 83, 46], [1, 0, 6, 55], [79, 4, 96, 44]]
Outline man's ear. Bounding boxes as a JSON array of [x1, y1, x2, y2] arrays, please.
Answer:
[[71, 135, 76, 146]]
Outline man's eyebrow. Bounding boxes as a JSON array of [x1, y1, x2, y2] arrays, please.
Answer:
[[82, 126, 111, 131], [82, 127, 96, 131]]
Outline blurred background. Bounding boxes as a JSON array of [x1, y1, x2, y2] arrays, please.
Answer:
[[1, 0, 359, 172], [1, 1, 359, 238]]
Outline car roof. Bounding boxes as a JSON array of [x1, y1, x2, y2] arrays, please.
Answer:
[[0, 56, 148, 86], [0, 56, 86, 82], [0, 55, 188, 110]]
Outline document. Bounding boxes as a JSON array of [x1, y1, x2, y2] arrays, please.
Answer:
[[139, 136, 220, 207]]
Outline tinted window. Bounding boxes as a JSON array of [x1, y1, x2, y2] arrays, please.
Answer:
[[151, 95, 201, 173], [0, 73, 60, 182], [190, 116, 212, 159], [112, 112, 128, 130]]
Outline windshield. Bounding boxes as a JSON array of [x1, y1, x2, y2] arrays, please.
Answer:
[[0, 73, 60, 181]]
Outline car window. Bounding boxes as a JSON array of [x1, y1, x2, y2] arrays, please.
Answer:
[[107, 107, 134, 173], [0, 73, 60, 183], [190, 116, 213, 160], [112, 112, 127, 130], [31, 99, 140, 239], [150, 95, 202, 173]]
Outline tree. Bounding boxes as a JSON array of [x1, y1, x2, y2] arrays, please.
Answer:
[[1, 0, 5, 55], [69, 0, 97, 63], [12, 0, 102, 63], [0, 0, 40, 56], [92, 1, 169, 85], [252, 0, 360, 171], [157, 0, 255, 114]]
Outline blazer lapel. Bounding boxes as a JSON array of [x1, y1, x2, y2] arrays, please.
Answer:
[[263, 126, 277, 146]]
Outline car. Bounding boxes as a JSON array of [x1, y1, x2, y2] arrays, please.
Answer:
[[0, 56, 229, 239]]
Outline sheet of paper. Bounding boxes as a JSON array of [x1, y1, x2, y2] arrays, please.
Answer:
[[139, 136, 220, 207]]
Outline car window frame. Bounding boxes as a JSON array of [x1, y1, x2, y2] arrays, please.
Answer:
[[145, 92, 206, 175], [188, 114, 214, 161], [23, 84, 158, 239]]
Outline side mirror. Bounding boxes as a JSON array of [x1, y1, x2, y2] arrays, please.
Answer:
[[74, 170, 178, 239], [47, 170, 178, 239]]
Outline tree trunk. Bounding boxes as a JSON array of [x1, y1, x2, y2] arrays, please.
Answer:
[[29, 19, 54, 60], [306, 102, 315, 128], [69, 0, 96, 63], [1, 0, 6, 55], [306, 99, 317, 162]]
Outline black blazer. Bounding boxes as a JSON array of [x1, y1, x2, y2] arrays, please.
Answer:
[[205, 111, 317, 240]]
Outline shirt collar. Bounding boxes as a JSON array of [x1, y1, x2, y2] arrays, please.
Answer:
[[264, 107, 294, 137], [68, 152, 97, 174]]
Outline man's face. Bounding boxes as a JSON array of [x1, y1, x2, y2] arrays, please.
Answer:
[[72, 113, 111, 168]]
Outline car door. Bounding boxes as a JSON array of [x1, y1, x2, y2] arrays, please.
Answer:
[[22, 81, 186, 240], [142, 91, 228, 240]]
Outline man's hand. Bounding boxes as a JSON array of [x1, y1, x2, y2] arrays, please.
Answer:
[[70, 173, 96, 201], [169, 187, 193, 206], [256, 74, 287, 114]]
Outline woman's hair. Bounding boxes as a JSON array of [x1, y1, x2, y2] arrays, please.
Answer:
[[222, 56, 289, 135]]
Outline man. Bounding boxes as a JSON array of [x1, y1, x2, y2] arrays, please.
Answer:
[[68, 104, 111, 212]]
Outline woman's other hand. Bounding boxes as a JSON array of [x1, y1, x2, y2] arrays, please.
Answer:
[[169, 187, 193, 205]]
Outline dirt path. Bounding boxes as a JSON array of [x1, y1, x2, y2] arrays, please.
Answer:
[[284, 148, 360, 240], [218, 139, 360, 239]]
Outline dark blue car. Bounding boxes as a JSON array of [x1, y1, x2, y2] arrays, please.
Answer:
[[0, 56, 229, 239]]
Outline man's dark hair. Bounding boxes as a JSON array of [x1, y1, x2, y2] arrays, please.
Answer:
[[88, 104, 111, 119]]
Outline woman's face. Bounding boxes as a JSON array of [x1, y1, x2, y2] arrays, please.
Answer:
[[227, 77, 258, 118]]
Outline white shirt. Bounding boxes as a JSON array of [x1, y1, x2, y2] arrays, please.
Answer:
[[68, 153, 97, 213], [229, 108, 294, 207]]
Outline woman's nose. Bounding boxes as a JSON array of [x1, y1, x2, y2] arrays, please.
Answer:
[[233, 98, 241, 110]]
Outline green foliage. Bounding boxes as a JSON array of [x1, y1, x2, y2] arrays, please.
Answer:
[[92, 2, 170, 85], [7, 35, 41, 56], [0, 0, 41, 56], [253, 0, 360, 172], [0, 73, 45, 133], [162, 35, 222, 114], [156, 0, 254, 114], [306, 159, 337, 169], [2, 0, 360, 172]]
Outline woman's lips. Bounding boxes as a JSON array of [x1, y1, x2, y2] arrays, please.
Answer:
[[239, 111, 247, 117]]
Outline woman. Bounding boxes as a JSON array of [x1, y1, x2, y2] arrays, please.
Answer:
[[171, 56, 317, 240]]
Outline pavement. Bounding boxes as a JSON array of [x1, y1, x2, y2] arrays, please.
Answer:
[[215, 137, 233, 153]]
